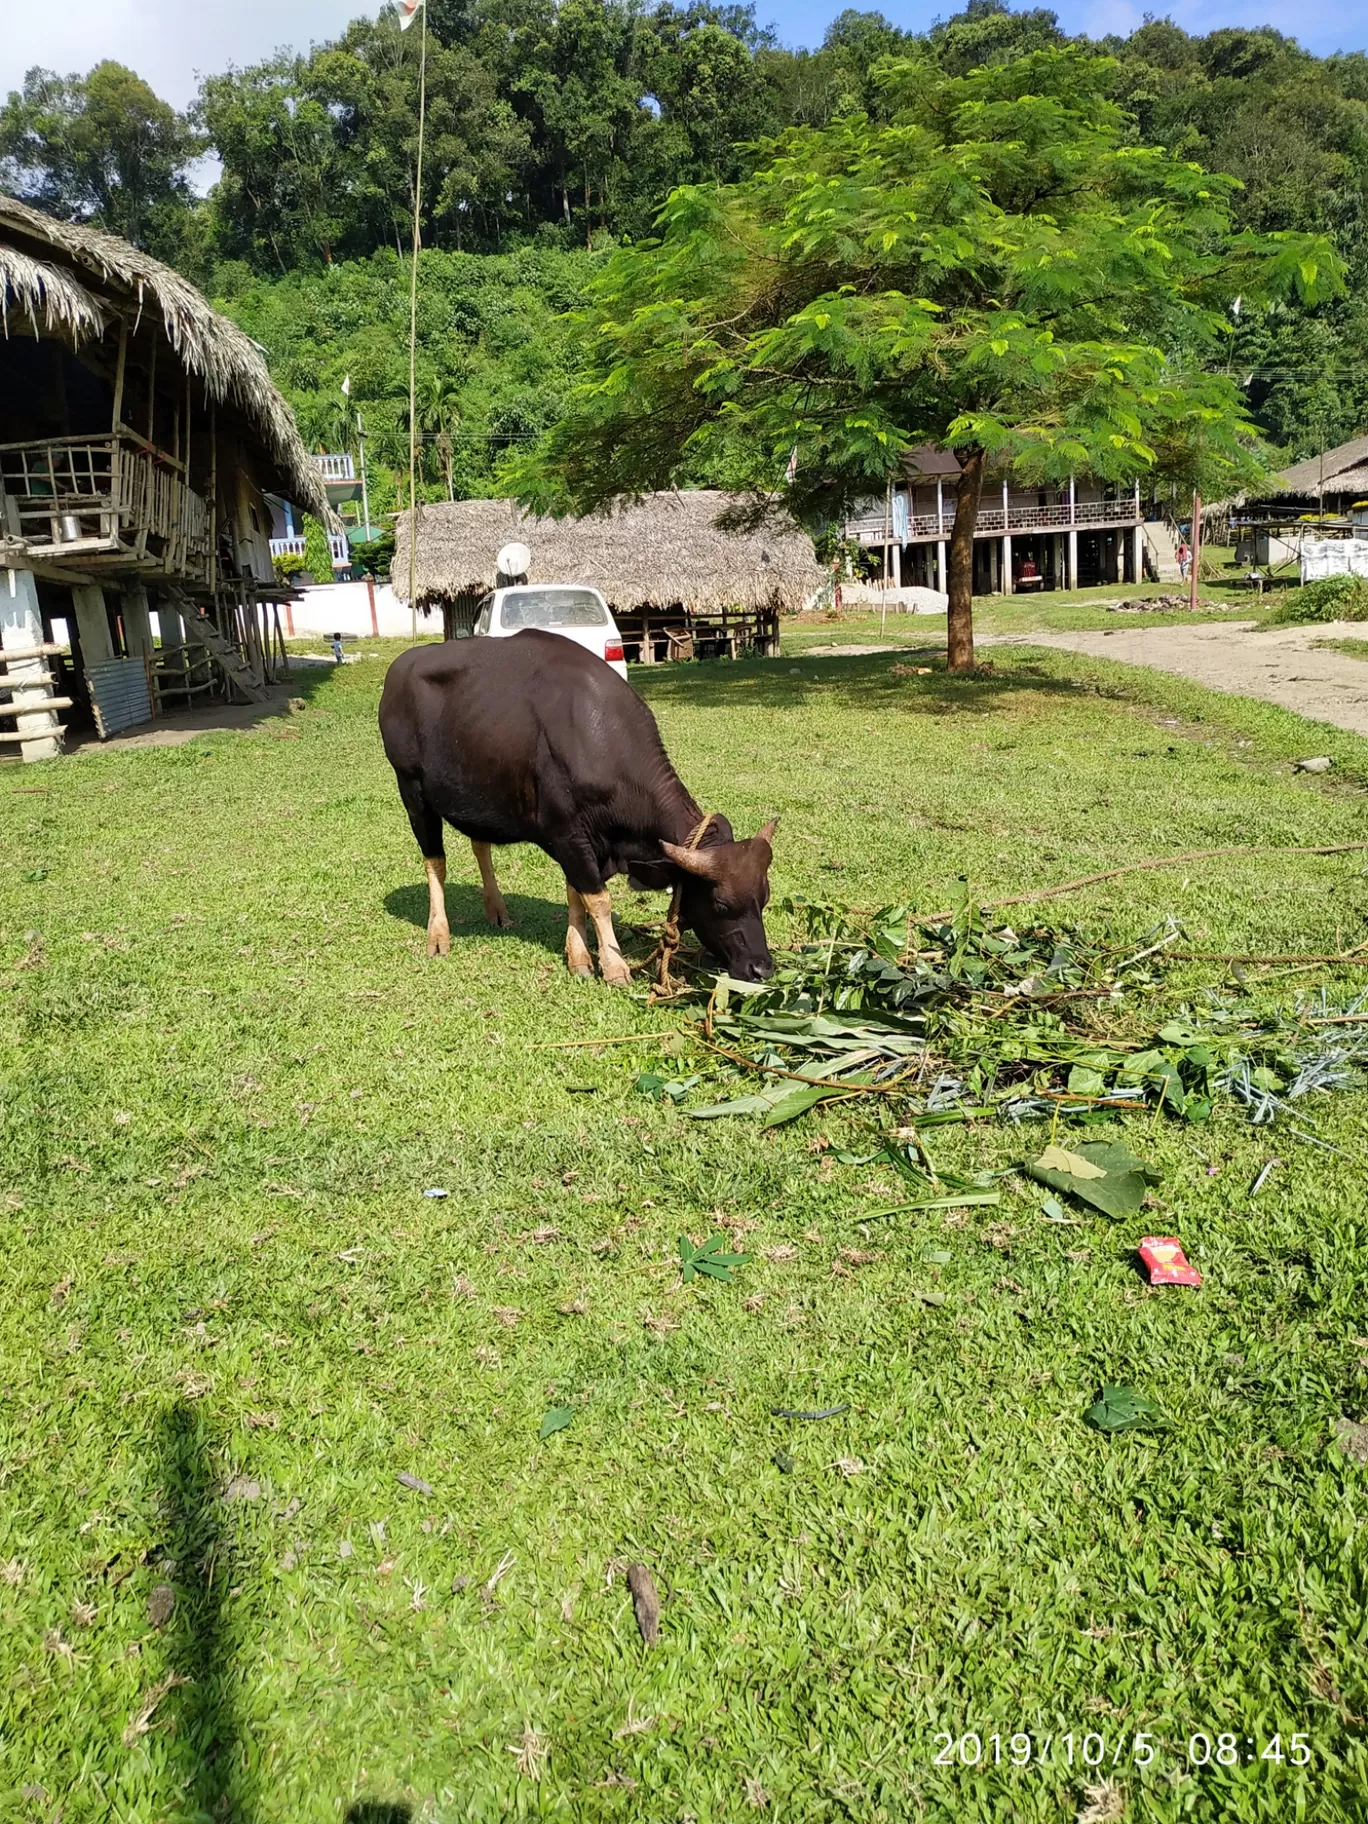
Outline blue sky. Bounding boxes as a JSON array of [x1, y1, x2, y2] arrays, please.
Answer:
[[2, 0, 1365, 111]]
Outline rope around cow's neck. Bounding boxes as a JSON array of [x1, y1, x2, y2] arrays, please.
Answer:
[[645, 811, 714, 1002]]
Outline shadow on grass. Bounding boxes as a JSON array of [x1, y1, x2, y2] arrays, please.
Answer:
[[345, 1806, 413, 1823], [160, 1401, 245, 1819], [384, 880, 568, 959], [384, 878, 670, 969], [630, 650, 1080, 715]]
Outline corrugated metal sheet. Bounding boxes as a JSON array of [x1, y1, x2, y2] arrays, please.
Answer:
[[86, 657, 151, 738]]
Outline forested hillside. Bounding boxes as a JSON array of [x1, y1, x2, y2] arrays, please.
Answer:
[[5, 1, 1368, 516]]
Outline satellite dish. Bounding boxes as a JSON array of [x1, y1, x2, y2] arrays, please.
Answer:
[[496, 540, 532, 580]]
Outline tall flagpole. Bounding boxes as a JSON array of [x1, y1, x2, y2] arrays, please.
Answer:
[[406, 1, 428, 644]]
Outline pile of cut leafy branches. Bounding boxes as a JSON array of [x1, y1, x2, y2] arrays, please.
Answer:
[[674, 896, 1368, 1145]]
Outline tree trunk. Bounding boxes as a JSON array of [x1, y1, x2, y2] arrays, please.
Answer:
[[947, 444, 984, 672]]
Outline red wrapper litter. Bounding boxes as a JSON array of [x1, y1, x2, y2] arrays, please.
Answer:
[[1138, 1236, 1202, 1287]]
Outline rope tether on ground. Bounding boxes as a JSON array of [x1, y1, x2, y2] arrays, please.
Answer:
[[644, 812, 714, 1002]]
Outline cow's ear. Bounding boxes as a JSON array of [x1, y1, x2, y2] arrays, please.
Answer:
[[662, 840, 725, 879], [755, 817, 779, 849]]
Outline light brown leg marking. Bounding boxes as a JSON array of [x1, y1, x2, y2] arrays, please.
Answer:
[[584, 889, 632, 987], [565, 883, 594, 978], [425, 856, 450, 958], [471, 840, 511, 929]]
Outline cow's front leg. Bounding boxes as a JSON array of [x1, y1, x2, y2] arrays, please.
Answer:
[[565, 884, 595, 979], [424, 856, 450, 958], [471, 840, 512, 929], [583, 890, 632, 987]]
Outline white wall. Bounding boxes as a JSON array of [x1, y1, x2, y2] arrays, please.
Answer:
[[280, 581, 443, 639]]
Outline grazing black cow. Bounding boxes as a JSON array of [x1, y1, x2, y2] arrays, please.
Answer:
[[378, 631, 777, 983]]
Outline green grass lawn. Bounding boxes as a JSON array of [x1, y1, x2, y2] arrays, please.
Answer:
[[782, 576, 1279, 656], [1314, 639, 1368, 662], [4, 638, 1368, 1822]]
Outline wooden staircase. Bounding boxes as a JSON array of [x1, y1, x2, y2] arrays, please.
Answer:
[[166, 591, 268, 703]]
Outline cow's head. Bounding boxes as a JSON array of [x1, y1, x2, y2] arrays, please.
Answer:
[[661, 818, 777, 983]]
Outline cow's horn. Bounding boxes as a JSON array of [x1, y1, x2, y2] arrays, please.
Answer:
[[662, 840, 724, 878], [756, 817, 779, 847]]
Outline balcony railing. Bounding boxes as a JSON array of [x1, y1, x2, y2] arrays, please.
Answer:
[[844, 495, 1142, 542], [0, 433, 210, 579], [269, 533, 352, 567], [312, 453, 356, 483]]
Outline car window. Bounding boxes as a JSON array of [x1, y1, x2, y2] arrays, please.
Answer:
[[473, 595, 494, 636], [498, 588, 608, 630]]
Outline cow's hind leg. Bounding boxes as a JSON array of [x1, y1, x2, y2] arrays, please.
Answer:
[[565, 884, 595, 979], [424, 857, 450, 958], [472, 841, 512, 929], [395, 773, 450, 958], [584, 890, 632, 988]]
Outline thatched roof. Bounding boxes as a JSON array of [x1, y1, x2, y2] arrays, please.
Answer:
[[0, 193, 330, 521], [1275, 435, 1368, 501], [394, 492, 823, 611]]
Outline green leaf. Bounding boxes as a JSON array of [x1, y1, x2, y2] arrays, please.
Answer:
[[634, 1072, 664, 1100], [1024, 1140, 1162, 1219], [539, 1407, 574, 1441], [763, 1084, 849, 1127], [680, 1233, 752, 1283], [1066, 1065, 1106, 1097], [689, 1092, 783, 1119], [1085, 1384, 1163, 1432]]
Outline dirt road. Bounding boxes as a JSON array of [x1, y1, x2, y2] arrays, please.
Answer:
[[989, 619, 1368, 739]]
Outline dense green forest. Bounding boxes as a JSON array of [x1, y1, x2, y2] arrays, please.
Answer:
[[4, 1, 1368, 516]]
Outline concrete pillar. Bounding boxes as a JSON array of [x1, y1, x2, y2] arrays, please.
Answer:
[[937, 541, 947, 592], [1133, 523, 1144, 585], [1067, 528, 1078, 591], [1003, 535, 1013, 594], [70, 584, 115, 665], [121, 583, 154, 662], [2, 567, 63, 762], [892, 543, 902, 588]]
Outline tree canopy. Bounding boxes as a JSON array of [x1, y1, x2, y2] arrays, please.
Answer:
[[513, 46, 1342, 665], [4, 2, 1368, 495]]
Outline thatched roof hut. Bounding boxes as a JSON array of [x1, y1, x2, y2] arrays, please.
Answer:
[[1273, 435, 1368, 506], [0, 194, 330, 520], [1, 195, 331, 756], [393, 492, 823, 613]]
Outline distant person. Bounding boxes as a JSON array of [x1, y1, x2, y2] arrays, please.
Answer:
[[1176, 540, 1191, 580], [331, 631, 345, 665]]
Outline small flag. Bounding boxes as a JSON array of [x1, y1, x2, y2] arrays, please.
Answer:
[[341, 375, 351, 397], [397, 0, 424, 27]]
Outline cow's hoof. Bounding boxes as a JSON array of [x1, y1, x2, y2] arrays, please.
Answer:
[[600, 959, 633, 988], [427, 926, 451, 958], [487, 907, 513, 931], [567, 961, 595, 980]]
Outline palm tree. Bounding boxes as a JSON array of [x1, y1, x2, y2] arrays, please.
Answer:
[[408, 374, 463, 501]]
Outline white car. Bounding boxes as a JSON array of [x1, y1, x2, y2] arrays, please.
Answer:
[[472, 585, 628, 681]]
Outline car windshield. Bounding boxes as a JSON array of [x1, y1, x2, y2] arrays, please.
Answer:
[[499, 588, 608, 630]]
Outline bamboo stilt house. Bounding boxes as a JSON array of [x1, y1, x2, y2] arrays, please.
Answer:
[[0, 194, 333, 758], [393, 493, 823, 661]]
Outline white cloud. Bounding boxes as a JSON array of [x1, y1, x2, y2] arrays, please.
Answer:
[[1, 0, 361, 108]]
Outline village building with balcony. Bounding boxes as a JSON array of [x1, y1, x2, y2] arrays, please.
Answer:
[[268, 451, 368, 578], [0, 195, 334, 759], [842, 447, 1163, 597]]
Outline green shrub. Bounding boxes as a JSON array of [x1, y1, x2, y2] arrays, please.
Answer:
[[302, 515, 335, 586], [273, 550, 307, 584], [1270, 573, 1368, 624]]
